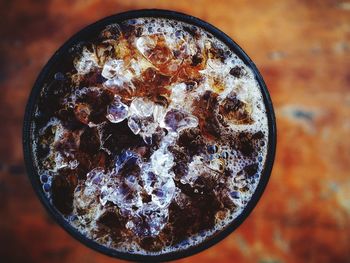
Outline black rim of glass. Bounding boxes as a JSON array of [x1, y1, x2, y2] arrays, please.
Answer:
[[22, 9, 277, 262]]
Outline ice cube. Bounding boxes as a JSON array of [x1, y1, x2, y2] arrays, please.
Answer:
[[102, 59, 124, 80], [129, 97, 154, 118], [125, 175, 138, 187], [152, 177, 175, 208], [106, 95, 129, 123], [164, 109, 198, 132], [86, 168, 105, 184], [125, 220, 134, 230], [128, 115, 141, 135], [135, 36, 157, 58], [170, 83, 187, 105], [136, 35, 172, 67], [99, 184, 114, 206], [142, 134, 153, 145], [110, 184, 142, 211], [153, 104, 167, 126], [182, 155, 206, 185], [81, 168, 110, 204], [103, 77, 125, 88], [150, 148, 174, 177], [129, 58, 142, 76], [140, 120, 158, 136], [142, 171, 159, 193], [68, 160, 79, 169], [115, 150, 138, 171], [101, 59, 134, 90], [180, 116, 199, 131], [138, 117, 159, 145]]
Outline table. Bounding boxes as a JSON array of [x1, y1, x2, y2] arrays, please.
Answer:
[[0, 1, 349, 262]]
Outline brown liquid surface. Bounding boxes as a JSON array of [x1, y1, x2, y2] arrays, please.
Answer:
[[32, 18, 269, 254]]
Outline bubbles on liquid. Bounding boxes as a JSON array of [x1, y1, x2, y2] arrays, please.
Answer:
[[40, 173, 49, 183], [233, 172, 247, 188], [221, 151, 229, 159], [74, 47, 98, 75], [43, 183, 51, 192], [229, 191, 240, 199], [207, 144, 218, 154], [129, 204, 169, 237], [54, 72, 66, 81], [208, 158, 225, 172]]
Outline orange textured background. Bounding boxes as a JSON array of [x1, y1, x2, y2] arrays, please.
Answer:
[[0, 0, 349, 262]]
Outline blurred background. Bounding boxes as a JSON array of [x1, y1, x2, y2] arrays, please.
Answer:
[[0, 0, 349, 262]]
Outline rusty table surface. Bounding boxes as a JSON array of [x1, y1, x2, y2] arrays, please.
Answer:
[[0, 0, 349, 262]]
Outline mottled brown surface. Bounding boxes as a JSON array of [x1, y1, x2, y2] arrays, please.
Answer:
[[0, 0, 349, 262]]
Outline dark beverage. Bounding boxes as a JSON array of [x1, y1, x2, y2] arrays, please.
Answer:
[[24, 10, 276, 261]]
